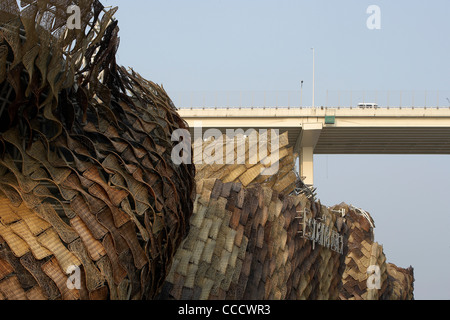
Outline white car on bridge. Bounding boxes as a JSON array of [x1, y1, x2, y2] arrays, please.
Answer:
[[358, 103, 379, 109]]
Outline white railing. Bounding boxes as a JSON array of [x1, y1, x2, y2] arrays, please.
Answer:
[[168, 90, 450, 109]]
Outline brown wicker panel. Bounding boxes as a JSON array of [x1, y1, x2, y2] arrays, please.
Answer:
[[163, 147, 414, 300], [0, 0, 195, 300]]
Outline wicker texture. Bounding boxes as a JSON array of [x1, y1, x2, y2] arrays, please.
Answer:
[[195, 132, 298, 195], [162, 150, 414, 300], [0, 1, 195, 300], [0, 0, 414, 301], [383, 264, 414, 300]]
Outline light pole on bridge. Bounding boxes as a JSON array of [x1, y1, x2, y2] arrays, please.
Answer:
[[301, 80, 304, 107], [311, 48, 315, 108]]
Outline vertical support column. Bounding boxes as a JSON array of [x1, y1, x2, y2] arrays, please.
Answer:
[[295, 123, 323, 186], [300, 146, 315, 186]]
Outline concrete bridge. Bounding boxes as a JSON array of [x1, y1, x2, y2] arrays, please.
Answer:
[[178, 106, 450, 185]]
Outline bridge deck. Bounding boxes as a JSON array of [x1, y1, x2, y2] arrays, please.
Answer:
[[178, 107, 450, 155]]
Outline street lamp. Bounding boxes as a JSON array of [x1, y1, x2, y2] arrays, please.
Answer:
[[300, 80, 304, 107], [311, 48, 315, 108]]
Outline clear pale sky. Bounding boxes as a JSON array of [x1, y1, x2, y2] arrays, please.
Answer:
[[101, 0, 450, 300]]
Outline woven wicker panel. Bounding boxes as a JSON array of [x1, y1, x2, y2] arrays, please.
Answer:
[[0, 1, 195, 300], [161, 179, 345, 300], [195, 132, 297, 195], [382, 264, 414, 300], [163, 154, 415, 300]]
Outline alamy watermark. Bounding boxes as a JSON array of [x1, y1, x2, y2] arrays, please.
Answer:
[[171, 122, 281, 175], [367, 265, 381, 290], [367, 5, 381, 30], [67, 5, 81, 30], [66, 265, 81, 290]]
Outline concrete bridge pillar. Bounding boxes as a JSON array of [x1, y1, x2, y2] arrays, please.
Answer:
[[295, 123, 323, 186]]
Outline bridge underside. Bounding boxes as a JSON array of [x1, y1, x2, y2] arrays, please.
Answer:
[[188, 126, 450, 154], [186, 125, 450, 186], [315, 127, 450, 154]]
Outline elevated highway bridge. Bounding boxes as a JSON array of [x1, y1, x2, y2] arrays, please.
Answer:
[[178, 106, 450, 185]]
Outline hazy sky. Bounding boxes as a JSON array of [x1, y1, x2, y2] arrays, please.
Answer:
[[101, 0, 450, 299]]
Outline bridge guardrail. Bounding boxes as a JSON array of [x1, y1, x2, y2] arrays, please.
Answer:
[[168, 90, 450, 109]]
